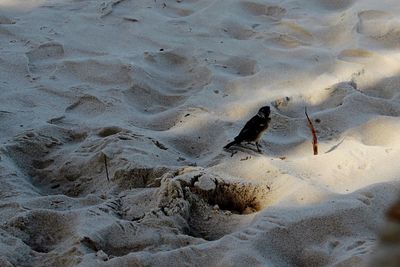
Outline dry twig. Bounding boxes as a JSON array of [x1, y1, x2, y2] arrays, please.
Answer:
[[104, 154, 110, 182], [305, 107, 318, 155]]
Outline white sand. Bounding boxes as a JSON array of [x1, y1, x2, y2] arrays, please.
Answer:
[[1, 0, 400, 266]]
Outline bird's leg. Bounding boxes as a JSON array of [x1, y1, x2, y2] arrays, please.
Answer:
[[256, 142, 262, 153]]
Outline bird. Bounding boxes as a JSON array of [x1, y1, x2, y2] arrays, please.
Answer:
[[224, 105, 271, 152]]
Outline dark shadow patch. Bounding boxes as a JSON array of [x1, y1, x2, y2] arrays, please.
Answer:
[[98, 126, 122, 137]]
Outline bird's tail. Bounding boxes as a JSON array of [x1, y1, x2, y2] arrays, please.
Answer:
[[224, 140, 237, 150]]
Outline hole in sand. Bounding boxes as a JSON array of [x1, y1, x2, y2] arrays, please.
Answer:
[[189, 179, 271, 214], [182, 177, 271, 240]]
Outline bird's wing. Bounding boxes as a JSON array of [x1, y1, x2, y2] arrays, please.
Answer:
[[235, 116, 261, 139]]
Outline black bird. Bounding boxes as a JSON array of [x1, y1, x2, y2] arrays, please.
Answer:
[[224, 106, 271, 152]]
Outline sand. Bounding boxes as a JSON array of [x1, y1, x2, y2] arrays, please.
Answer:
[[1, 0, 400, 266]]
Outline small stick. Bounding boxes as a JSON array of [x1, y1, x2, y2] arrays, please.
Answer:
[[305, 107, 318, 155], [104, 154, 110, 182]]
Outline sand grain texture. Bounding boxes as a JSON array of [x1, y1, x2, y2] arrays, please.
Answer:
[[1, 0, 400, 266]]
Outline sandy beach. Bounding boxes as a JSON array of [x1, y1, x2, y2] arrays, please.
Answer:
[[1, 0, 400, 266]]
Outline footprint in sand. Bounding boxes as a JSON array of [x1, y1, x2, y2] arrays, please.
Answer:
[[26, 42, 64, 62], [61, 58, 133, 85], [101, 0, 215, 19], [357, 10, 394, 36], [220, 19, 256, 40], [0, 52, 30, 82], [338, 48, 375, 63], [123, 83, 186, 114], [357, 10, 400, 48], [65, 95, 107, 117], [123, 49, 211, 114], [241, 1, 286, 19], [26, 42, 64, 77], [152, 0, 215, 18], [265, 33, 309, 49], [310, 0, 356, 11], [142, 49, 212, 93], [6, 126, 89, 195], [156, 4, 194, 18], [265, 20, 313, 49], [215, 56, 258, 77], [5, 210, 74, 253]]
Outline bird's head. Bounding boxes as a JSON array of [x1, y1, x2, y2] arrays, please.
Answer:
[[257, 106, 270, 118]]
